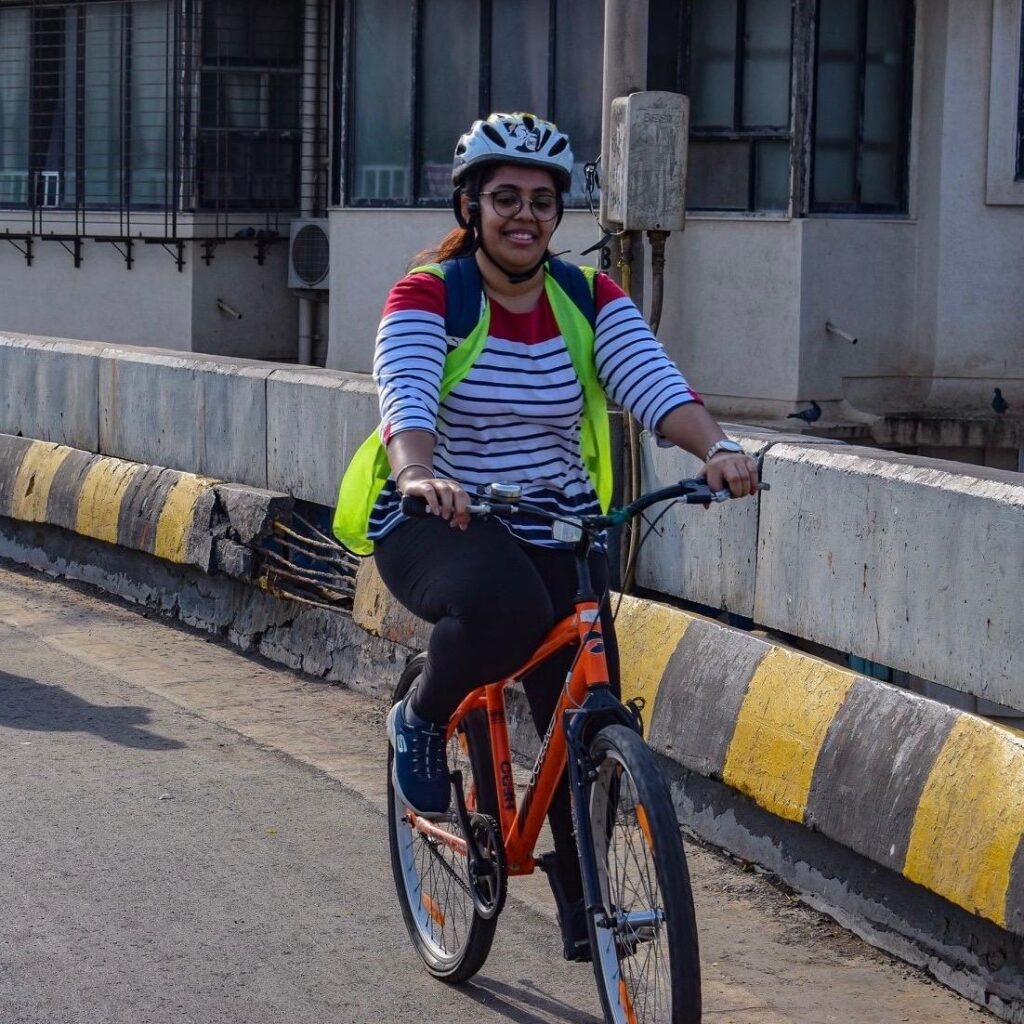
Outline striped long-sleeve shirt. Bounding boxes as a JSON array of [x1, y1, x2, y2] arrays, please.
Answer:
[[369, 269, 702, 548]]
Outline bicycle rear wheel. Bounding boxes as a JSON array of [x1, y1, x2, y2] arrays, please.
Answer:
[[582, 724, 701, 1024], [387, 653, 502, 983]]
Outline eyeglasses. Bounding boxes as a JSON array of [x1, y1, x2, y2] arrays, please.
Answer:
[[478, 189, 560, 222]]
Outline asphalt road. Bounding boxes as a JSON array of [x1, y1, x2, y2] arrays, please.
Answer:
[[0, 561, 989, 1024]]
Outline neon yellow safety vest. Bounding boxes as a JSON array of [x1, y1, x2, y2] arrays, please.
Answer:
[[332, 261, 612, 556]]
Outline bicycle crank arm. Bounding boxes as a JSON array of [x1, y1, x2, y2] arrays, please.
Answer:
[[450, 771, 491, 878]]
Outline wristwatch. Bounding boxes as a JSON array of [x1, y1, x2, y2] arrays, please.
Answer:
[[704, 439, 745, 463]]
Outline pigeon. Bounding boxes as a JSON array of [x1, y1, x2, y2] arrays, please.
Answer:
[[992, 388, 1009, 415], [787, 401, 822, 424]]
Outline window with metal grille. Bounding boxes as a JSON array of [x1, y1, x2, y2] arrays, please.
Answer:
[[0, 0, 173, 211], [0, 0, 326, 244], [810, 0, 914, 213], [197, 0, 303, 210], [344, 0, 604, 207]]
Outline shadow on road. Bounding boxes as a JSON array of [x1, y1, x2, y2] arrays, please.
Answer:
[[462, 974, 604, 1024], [0, 671, 185, 750]]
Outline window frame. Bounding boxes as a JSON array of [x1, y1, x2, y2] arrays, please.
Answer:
[[0, 0, 175, 215], [0, 0, 326, 241], [1017, 0, 1024, 180], [986, 0, 1024, 204], [807, 0, 916, 216], [656, 0, 797, 215], [195, 0, 305, 212], [341, 0, 592, 210]]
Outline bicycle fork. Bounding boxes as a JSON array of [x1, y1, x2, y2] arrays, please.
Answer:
[[563, 690, 639, 931]]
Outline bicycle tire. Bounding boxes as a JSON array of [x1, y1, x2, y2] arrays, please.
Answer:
[[581, 724, 701, 1024], [386, 653, 502, 983]]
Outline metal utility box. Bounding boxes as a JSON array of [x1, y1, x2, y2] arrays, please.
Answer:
[[606, 91, 689, 232]]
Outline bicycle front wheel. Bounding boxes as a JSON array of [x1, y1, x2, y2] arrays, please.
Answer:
[[387, 653, 501, 983], [583, 724, 701, 1024]]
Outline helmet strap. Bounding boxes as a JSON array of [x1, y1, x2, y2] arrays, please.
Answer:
[[477, 239, 550, 285]]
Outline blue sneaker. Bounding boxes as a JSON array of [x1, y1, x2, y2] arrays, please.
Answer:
[[387, 696, 451, 818]]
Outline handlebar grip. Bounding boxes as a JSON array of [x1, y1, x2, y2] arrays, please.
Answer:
[[400, 494, 430, 518], [683, 482, 771, 504]]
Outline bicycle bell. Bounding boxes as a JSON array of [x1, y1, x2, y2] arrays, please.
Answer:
[[486, 482, 522, 502]]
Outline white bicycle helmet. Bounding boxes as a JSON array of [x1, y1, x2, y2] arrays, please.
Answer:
[[452, 112, 574, 191]]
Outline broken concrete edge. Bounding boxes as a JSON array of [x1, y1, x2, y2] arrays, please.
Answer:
[[0, 433, 293, 576], [351, 555, 1024, 941]]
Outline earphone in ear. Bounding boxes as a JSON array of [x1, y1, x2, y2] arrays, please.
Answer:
[[467, 200, 480, 216]]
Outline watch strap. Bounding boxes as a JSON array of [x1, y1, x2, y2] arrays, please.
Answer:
[[704, 439, 744, 463]]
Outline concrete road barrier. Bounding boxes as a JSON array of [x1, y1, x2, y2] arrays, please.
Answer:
[[3, 331, 1022, 708], [636, 426, 845, 619], [755, 443, 1024, 710], [99, 348, 273, 487], [267, 368, 377, 507], [637, 430, 1024, 711], [0, 333, 104, 451], [0, 434, 219, 570]]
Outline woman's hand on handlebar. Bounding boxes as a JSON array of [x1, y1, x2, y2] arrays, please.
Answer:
[[700, 451, 760, 499], [400, 476, 471, 529]]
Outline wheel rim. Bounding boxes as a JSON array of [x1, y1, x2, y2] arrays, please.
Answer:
[[391, 726, 478, 968], [590, 752, 674, 1023]]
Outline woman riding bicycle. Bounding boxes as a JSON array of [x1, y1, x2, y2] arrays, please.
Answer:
[[335, 112, 758, 962]]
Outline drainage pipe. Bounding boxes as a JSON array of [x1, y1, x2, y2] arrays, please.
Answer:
[[297, 0, 322, 365]]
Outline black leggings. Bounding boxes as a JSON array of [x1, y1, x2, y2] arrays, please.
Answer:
[[375, 515, 620, 900]]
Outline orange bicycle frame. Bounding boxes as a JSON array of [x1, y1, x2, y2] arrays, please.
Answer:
[[409, 598, 610, 875]]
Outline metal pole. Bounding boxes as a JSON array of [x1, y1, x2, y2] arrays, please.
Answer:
[[600, 0, 649, 305], [600, 0, 649, 590]]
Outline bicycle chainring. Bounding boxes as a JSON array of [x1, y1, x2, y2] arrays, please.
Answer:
[[468, 813, 507, 920]]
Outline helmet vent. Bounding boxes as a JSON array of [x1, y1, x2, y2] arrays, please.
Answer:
[[482, 123, 507, 147]]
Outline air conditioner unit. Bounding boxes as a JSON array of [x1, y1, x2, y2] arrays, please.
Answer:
[[288, 218, 330, 290]]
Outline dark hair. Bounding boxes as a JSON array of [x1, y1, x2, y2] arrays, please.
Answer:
[[409, 162, 559, 269]]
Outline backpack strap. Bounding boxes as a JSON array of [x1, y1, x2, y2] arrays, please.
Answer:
[[438, 255, 595, 337], [440, 256, 484, 340]]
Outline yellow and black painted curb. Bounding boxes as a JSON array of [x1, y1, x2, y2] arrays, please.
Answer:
[[353, 560, 1024, 938], [0, 434, 219, 570], [615, 598, 1024, 938]]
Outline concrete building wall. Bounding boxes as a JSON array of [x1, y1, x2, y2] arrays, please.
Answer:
[[0, 236, 194, 350], [928, 0, 1024, 405], [0, 238, 297, 361], [191, 244, 298, 361], [799, 218, 920, 410], [656, 218, 804, 417], [848, 0, 1024, 419]]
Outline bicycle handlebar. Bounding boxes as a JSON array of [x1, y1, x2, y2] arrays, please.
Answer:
[[399, 478, 770, 532]]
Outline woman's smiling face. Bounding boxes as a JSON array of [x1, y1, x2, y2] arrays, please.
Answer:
[[470, 164, 559, 277]]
